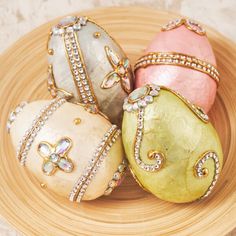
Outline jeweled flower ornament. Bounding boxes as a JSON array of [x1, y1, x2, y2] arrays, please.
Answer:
[[101, 46, 132, 93], [51, 15, 87, 36], [161, 18, 206, 36], [38, 137, 74, 176], [123, 84, 160, 112]]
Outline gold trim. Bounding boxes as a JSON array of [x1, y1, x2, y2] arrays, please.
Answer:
[[160, 86, 209, 123], [47, 64, 74, 99], [74, 118, 81, 125], [47, 31, 54, 55], [75, 102, 109, 120], [93, 32, 101, 38], [134, 52, 219, 84], [63, 32, 84, 102], [70, 125, 120, 202], [40, 183, 47, 189], [17, 97, 66, 165], [129, 165, 150, 193], [73, 31, 99, 106], [63, 30, 99, 110]]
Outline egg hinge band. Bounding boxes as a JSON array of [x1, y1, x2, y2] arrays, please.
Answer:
[[16, 97, 66, 165], [69, 125, 121, 203], [134, 52, 220, 84]]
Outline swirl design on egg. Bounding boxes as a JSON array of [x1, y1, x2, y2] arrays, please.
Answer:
[[123, 84, 165, 172], [194, 151, 220, 199]]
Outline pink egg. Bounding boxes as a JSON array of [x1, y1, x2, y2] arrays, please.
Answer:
[[135, 19, 218, 112]]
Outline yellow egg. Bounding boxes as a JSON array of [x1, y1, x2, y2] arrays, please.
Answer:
[[122, 84, 223, 203]]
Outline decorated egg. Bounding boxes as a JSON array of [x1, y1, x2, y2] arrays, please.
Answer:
[[134, 18, 219, 113], [7, 98, 127, 203], [47, 15, 133, 126], [122, 84, 223, 203]]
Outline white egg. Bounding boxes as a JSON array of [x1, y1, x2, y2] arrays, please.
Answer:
[[7, 98, 126, 203], [47, 16, 133, 126]]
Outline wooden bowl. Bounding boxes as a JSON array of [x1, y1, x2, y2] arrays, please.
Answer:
[[0, 7, 236, 236]]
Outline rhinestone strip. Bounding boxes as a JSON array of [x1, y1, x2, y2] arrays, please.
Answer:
[[7, 101, 28, 133], [104, 159, 127, 196], [63, 30, 98, 106], [134, 108, 165, 172], [69, 125, 121, 203], [16, 97, 66, 165], [194, 151, 220, 199], [134, 52, 220, 84]]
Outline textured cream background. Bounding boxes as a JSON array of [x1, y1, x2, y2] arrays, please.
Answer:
[[0, 0, 235, 235]]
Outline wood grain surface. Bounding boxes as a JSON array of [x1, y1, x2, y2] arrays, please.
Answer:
[[0, 7, 236, 236]]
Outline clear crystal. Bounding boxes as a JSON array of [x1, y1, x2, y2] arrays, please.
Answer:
[[73, 24, 81, 31], [59, 16, 77, 27], [106, 47, 120, 65], [55, 138, 71, 155], [145, 95, 153, 103], [129, 86, 148, 101], [43, 161, 55, 175], [58, 158, 73, 172], [150, 90, 159, 96], [138, 100, 147, 108], [38, 142, 51, 157], [9, 111, 16, 122], [49, 153, 60, 163], [79, 16, 87, 26]]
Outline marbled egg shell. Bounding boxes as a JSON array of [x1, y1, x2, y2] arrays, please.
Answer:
[[122, 84, 223, 203], [135, 19, 217, 113], [47, 16, 133, 126], [9, 99, 125, 202]]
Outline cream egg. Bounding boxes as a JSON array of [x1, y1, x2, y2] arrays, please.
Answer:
[[7, 98, 127, 203]]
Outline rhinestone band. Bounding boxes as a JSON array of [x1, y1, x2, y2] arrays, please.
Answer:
[[134, 52, 220, 84], [123, 84, 165, 172], [7, 101, 28, 133], [104, 159, 128, 196], [161, 18, 206, 36], [47, 16, 98, 109], [194, 151, 220, 199], [69, 125, 121, 203], [134, 108, 165, 172], [16, 97, 66, 165], [63, 30, 98, 106]]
